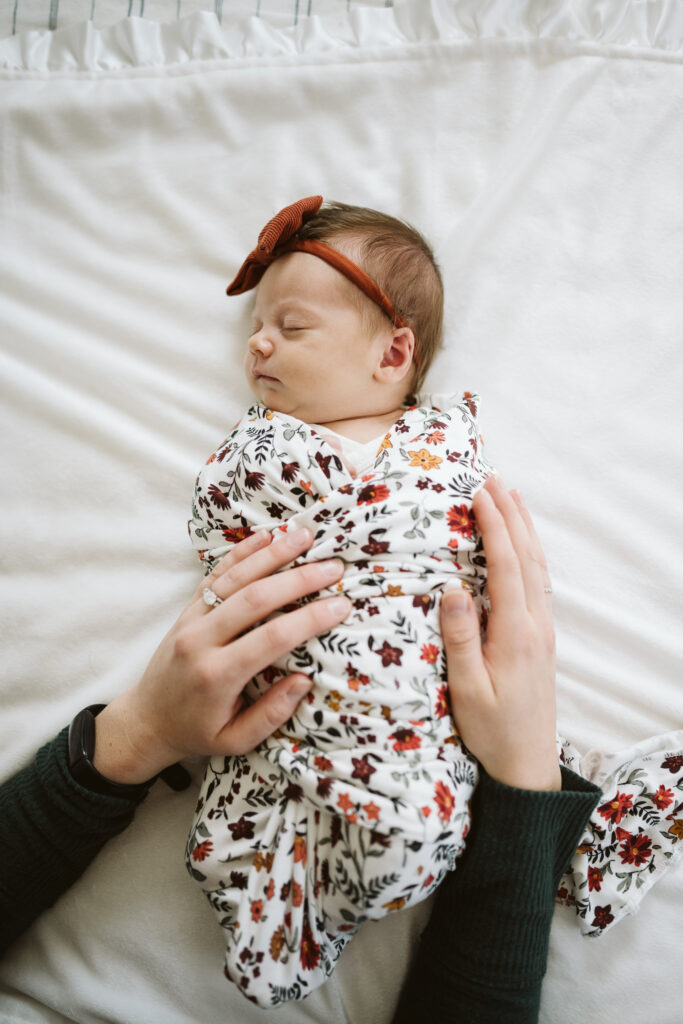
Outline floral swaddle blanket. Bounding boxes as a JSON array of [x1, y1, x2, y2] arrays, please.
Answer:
[[186, 392, 683, 1007]]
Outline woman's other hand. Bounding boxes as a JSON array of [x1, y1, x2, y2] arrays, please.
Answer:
[[92, 529, 349, 785], [441, 477, 560, 791]]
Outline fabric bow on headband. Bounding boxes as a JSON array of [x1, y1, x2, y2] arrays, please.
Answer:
[[226, 195, 408, 329]]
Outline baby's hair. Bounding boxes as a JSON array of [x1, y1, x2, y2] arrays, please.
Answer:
[[296, 201, 443, 394]]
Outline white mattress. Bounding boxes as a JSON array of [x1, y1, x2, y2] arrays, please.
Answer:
[[1, 1, 682, 1021]]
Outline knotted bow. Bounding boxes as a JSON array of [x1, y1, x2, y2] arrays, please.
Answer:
[[226, 196, 408, 330]]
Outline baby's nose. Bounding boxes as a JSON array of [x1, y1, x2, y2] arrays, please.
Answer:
[[248, 331, 274, 357]]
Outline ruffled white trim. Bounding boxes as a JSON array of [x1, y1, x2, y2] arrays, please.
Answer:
[[1, 0, 682, 74]]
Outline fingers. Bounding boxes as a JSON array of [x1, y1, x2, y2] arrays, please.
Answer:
[[204, 527, 314, 603], [440, 585, 488, 709], [207, 555, 346, 644], [216, 592, 351, 684], [217, 674, 312, 755], [472, 484, 527, 629]]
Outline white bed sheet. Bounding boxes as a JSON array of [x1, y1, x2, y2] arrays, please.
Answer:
[[1, 1, 682, 1021]]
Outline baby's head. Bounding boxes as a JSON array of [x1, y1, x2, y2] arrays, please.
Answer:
[[230, 197, 443, 426]]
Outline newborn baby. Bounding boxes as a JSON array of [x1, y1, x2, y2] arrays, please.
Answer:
[[186, 197, 683, 1007]]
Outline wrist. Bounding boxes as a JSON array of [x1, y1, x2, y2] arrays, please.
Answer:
[[69, 705, 154, 798], [92, 697, 174, 785]]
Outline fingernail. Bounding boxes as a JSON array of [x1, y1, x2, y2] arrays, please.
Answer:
[[443, 587, 470, 615], [321, 558, 345, 578], [277, 527, 311, 545], [328, 596, 351, 617], [287, 678, 312, 701], [511, 489, 526, 508]]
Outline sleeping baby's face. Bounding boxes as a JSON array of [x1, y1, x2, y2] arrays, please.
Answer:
[[244, 251, 394, 426]]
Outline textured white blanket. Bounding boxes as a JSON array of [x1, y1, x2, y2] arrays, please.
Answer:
[[1, 2, 682, 1022]]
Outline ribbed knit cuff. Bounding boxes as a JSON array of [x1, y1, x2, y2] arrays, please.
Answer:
[[417, 766, 602, 992]]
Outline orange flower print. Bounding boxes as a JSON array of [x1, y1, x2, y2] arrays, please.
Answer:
[[382, 896, 406, 912], [420, 643, 439, 664], [269, 925, 286, 962], [434, 780, 455, 823], [251, 900, 264, 922], [291, 881, 303, 908], [299, 479, 313, 495], [314, 754, 333, 772], [408, 448, 443, 471], [387, 584, 404, 596], [357, 482, 391, 505], [293, 836, 307, 865], [425, 430, 446, 445], [364, 801, 380, 822], [447, 504, 475, 539], [191, 840, 213, 862], [389, 727, 421, 752], [379, 435, 393, 450], [668, 819, 683, 840], [265, 878, 275, 900], [337, 792, 355, 814]]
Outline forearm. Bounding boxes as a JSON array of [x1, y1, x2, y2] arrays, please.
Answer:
[[393, 766, 601, 1024], [0, 728, 146, 956]]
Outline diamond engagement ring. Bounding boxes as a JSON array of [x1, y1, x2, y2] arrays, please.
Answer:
[[202, 587, 223, 609], [543, 586, 553, 594]]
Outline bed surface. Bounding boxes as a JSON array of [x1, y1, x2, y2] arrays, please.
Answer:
[[1, 1, 682, 1021]]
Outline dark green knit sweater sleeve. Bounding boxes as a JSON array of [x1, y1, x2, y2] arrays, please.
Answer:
[[0, 727, 147, 956], [393, 766, 601, 1024]]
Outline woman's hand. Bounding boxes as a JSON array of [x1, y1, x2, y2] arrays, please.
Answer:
[[93, 529, 350, 785], [440, 476, 560, 791]]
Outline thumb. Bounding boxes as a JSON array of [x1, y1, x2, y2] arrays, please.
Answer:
[[440, 586, 485, 686], [218, 674, 312, 755]]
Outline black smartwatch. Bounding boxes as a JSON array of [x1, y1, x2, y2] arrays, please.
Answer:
[[68, 704, 191, 798]]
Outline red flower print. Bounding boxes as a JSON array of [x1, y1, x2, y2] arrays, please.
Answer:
[[618, 833, 652, 866], [251, 900, 264, 922], [389, 728, 422, 753], [351, 755, 377, 783], [374, 641, 403, 667], [653, 785, 674, 810], [597, 791, 633, 825], [434, 781, 455, 823], [221, 525, 253, 543], [361, 536, 390, 556], [661, 755, 683, 773], [191, 840, 213, 862], [447, 504, 475, 539], [591, 905, 614, 930], [615, 827, 631, 841], [314, 755, 333, 772], [587, 867, 602, 892], [265, 878, 275, 900], [434, 683, 450, 719], [228, 815, 255, 840], [420, 643, 439, 664], [357, 483, 391, 506], [281, 460, 300, 482], [300, 918, 321, 971]]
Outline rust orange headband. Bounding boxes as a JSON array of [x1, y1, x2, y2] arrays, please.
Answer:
[[226, 195, 409, 330]]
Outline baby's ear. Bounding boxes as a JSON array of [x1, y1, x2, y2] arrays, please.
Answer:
[[377, 327, 415, 383]]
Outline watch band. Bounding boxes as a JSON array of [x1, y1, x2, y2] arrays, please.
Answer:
[[68, 704, 154, 799]]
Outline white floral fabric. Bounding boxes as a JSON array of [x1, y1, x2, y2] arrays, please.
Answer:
[[186, 393, 683, 1007]]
